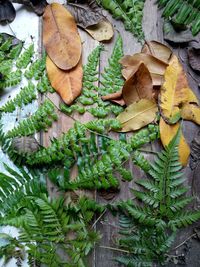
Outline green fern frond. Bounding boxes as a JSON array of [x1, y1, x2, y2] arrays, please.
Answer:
[[6, 99, 58, 138], [158, 0, 200, 35], [25, 54, 46, 80], [97, 0, 145, 41], [16, 44, 34, 69], [100, 35, 124, 95], [8, 42, 23, 59], [0, 81, 36, 113], [0, 37, 12, 52], [37, 74, 55, 94], [0, 70, 22, 89], [0, 59, 12, 75]]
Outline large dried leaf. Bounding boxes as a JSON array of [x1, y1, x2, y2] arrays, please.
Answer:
[[43, 3, 82, 70], [46, 55, 83, 105], [67, 0, 104, 28], [159, 117, 190, 167], [122, 63, 153, 106], [159, 55, 199, 124], [117, 99, 158, 132], [142, 40, 172, 64], [85, 20, 113, 41], [181, 103, 200, 125], [120, 53, 168, 86]]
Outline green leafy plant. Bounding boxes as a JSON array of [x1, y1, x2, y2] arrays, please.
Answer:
[[0, 163, 104, 267], [158, 0, 200, 36], [0, 81, 36, 113], [16, 44, 34, 69], [115, 129, 200, 266], [61, 36, 124, 118], [24, 53, 46, 80], [97, 0, 145, 41], [6, 99, 58, 138]]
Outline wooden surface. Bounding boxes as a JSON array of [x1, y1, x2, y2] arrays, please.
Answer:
[[1, 1, 200, 266]]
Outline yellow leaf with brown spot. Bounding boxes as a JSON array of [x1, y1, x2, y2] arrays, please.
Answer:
[[43, 3, 82, 70], [117, 99, 158, 132], [159, 55, 199, 124], [46, 55, 83, 105], [181, 103, 200, 125], [159, 117, 190, 166]]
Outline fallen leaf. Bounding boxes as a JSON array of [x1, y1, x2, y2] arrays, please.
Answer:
[[46, 55, 83, 105], [188, 48, 200, 72], [181, 103, 200, 125], [159, 117, 190, 166], [122, 62, 154, 106], [163, 21, 196, 44], [101, 91, 125, 106], [12, 136, 40, 154], [29, 0, 47, 15], [43, 3, 82, 70], [142, 40, 172, 64], [159, 55, 199, 124], [120, 53, 168, 86], [0, 0, 15, 23], [85, 20, 114, 41], [117, 99, 158, 132], [67, 0, 104, 28]]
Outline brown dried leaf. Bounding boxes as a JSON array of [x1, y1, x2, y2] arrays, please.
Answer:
[[181, 103, 200, 125], [67, 0, 104, 29], [46, 55, 83, 105], [43, 3, 82, 70], [120, 53, 168, 86], [142, 40, 172, 64], [85, 20, 113, 41], [122, 62, 153, 106]]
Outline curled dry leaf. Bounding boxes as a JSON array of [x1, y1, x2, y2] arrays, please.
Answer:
[[101, 91, 125, 106], [142, 40, 172, 64], [122, 62, 153, 106], [67, 0, 104, 29], [159, 55, 199, 124], [0, 1, 15, 23], [181, 103, 200, 125], [188, 48, 200, 72], [43, 3, 82, 70], [120, 53, 168, 86], [85, 20, 114, 41], [46, 55, 83, 105], [159, 117, 190, 167], [117, 99, 158, 132], [163, 22, 196, 44], [190, 131, 200, 170]]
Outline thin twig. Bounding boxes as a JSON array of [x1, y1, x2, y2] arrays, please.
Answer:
[[92, 209, 107, 228], [138, 149, 158, 155], [173, 233, 197, 250], [99, 245, 130, 254]]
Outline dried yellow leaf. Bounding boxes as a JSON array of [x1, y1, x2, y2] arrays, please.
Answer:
[[159, 55, 199, 124], [181, 103, 200, 125], [159, 117, 190, 166], [117, 99, 158, 132]]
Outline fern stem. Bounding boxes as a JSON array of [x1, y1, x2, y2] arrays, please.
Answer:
[[100, 245, 130, 254], [92, 209, 107, 228]]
